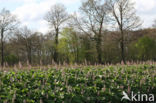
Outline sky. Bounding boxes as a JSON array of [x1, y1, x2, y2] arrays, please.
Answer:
[[0, 0, 156, 33]]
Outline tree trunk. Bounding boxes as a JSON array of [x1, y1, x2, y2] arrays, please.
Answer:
[[1, 28, 4, 67], [119, 6, 126, 64], [28, 47, 32, 64], [76, 47, 79, 63], [96, 17, 104, 64], [54, 28, 59, 63], [120, 30, 126, 64], [96, 34, 102, 64]]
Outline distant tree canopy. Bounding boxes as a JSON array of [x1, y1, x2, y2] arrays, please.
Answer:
[[135, 36, 156, 60], [0, 0, 156, 66], [3, 27, 156, 66]]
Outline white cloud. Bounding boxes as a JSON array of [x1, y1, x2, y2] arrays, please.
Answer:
[[12, 0, 56, 33], [13, 1, 52, 21], [10, 0, 156, 33], [12, 0, 80, 33], [0, 0, 36, 5], [37, 20, 49, 33], [0, 0, 36, 3], [134, 0, 156, 28], [135, 0, 156, 12]]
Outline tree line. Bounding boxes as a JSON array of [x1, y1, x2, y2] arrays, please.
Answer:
[[0, 0, 156, 66]]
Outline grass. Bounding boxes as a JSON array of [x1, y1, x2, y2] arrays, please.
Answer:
[[0, 64, 156, 103]]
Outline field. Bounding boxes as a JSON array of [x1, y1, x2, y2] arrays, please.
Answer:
[[0, 64, 156, 103]]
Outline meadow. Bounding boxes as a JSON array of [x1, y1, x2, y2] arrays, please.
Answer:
[[0, 63, 156, 103]]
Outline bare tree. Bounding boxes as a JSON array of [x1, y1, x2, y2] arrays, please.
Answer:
[[45, 4, 69, 63], [73, 0, 110, 64], [14, 26, 42, 64], [108, 0, 142, 64], [0, 8, 19, 67]]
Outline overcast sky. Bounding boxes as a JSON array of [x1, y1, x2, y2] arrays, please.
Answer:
[[0, 0, 156, 33]]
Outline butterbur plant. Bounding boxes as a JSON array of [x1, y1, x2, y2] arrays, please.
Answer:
[[0, 65, 156, 102], [128, 85, 131, 94], [11, 92, 16, 103]]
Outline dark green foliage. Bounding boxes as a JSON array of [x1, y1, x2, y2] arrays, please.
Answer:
[[0, 65, 156, 102], [135, 36, 156, 60], [4, 54, 19, 65]]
